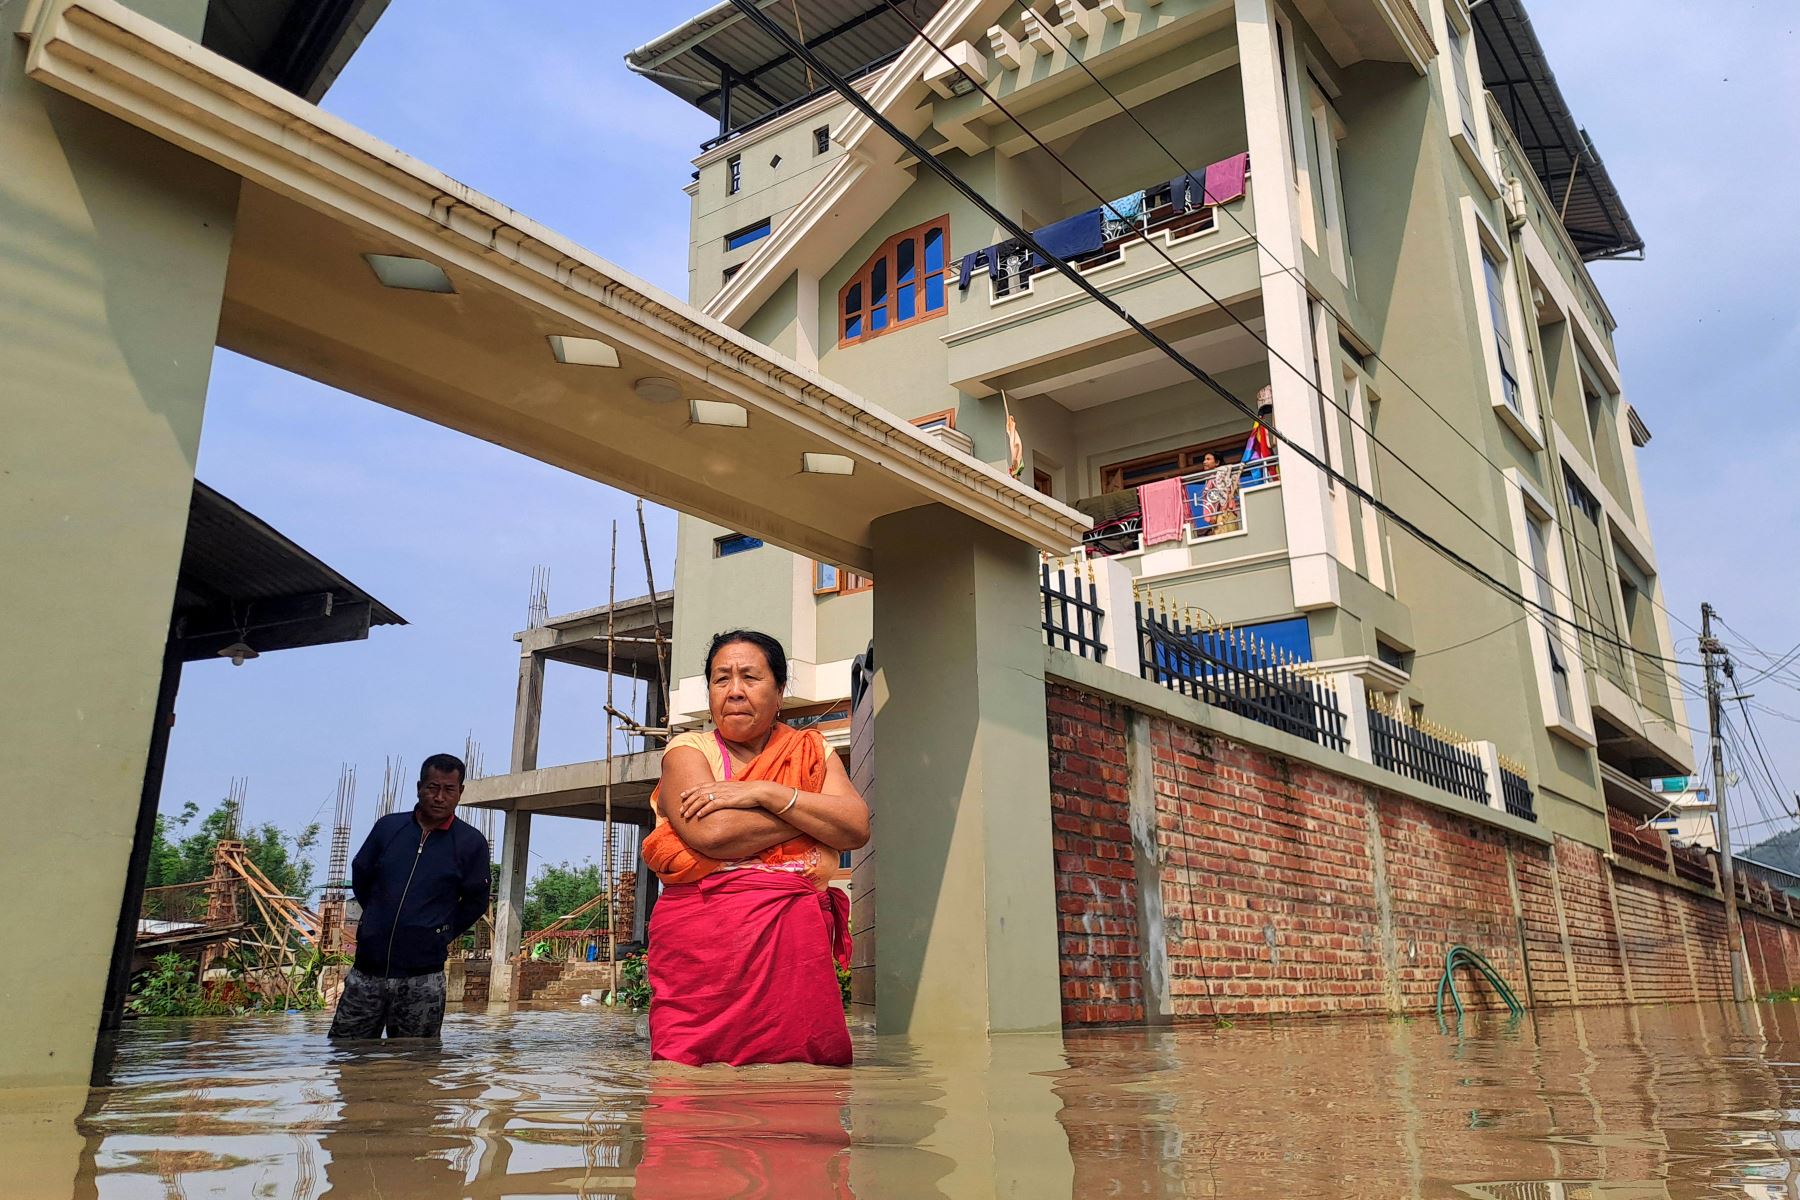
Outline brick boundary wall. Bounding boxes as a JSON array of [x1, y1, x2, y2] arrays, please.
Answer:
[[1047, 680, 1800, 1024]]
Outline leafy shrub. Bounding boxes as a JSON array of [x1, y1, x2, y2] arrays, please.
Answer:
[[617, 952, 652, 1010], [128, 953, 233, 1017]]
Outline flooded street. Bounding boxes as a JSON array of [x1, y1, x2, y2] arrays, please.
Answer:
[[16, 1001, 1800, 1197]]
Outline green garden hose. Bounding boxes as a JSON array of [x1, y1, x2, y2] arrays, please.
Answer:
[[1435, 945, 1524, 1030]]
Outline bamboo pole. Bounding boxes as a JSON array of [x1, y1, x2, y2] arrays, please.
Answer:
[[605, 520, 619, 1002]]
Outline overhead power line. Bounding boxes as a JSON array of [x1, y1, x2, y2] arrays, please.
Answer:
[[960, 0, 1707, 651], [742, 0, 1703, 670]]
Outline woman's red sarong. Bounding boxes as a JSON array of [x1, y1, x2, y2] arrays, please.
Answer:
[[648, 869, 852, 1067]]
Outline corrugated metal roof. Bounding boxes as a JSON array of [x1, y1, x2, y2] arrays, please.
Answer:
[[627, 0, 946, 139], [1472, 0, 1643, 262], [171, 482, 403, 660]]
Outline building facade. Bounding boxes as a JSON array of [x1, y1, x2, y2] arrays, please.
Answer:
[[630, 0, 1694, 854]]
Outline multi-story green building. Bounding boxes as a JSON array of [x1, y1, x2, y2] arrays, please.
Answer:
[[628, 0, 1692, 846]]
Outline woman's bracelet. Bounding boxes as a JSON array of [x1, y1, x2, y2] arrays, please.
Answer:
[[779, 787, 799, 816]]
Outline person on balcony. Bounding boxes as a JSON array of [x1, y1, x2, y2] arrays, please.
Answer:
[[1193, 451, 1243, 537], [640, 631, 870, 1066]]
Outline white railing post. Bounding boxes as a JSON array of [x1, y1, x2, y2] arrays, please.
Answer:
[[1086, 555, 1141, 679], [1473, 741, 1506, 812], [1333, 672, 1374, 764]]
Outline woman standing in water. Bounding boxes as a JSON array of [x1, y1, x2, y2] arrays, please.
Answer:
[[640, 630, 870, 1066]]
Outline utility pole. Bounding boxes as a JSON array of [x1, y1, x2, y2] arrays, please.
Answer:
[[1702, 601, 1749, 1003]]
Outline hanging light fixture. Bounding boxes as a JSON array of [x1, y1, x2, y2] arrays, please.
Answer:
[[218, 640, 259, 667]]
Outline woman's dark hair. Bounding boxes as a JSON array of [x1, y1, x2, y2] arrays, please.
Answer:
[[704, 629, 789, 690]]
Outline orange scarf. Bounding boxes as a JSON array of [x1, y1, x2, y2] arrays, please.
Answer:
[[643, 724, 829, 885]]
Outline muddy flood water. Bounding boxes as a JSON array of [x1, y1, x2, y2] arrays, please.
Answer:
[[13, 1000, 1800, 1198]]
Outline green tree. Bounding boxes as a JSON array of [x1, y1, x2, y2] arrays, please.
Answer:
[[142, 795, 320, 898], [522, 861, 603, 933]]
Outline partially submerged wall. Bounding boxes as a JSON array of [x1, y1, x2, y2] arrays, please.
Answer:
[[1046, 669, 1800, 1025]]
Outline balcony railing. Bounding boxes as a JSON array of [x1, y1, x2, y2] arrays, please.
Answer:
[[992, 197, 1220, 299], [977, 158, 1249, 300], [1138, 600, 1346, 751], [1041, 559, 1109, 664], [1499, 758, 1537, 822], [1367, 695, 1491, 808], [1081, 457, 1279, 558], [1040, 558, 1540, 821]]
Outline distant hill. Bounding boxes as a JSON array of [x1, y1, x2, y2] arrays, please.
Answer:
[[1743, 826, 1800, 875]]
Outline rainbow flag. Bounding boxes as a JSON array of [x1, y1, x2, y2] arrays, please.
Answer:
[[1241, 419, 1277, 486]]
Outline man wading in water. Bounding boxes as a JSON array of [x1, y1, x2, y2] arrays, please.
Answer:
[[328, 753, 490, 1039]]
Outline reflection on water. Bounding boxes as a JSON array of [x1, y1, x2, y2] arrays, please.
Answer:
[[18, 1001, 1800, 1196]]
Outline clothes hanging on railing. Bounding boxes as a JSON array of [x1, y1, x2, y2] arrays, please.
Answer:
[[957, 245, 1005, 290], [1102, 189, 1145, 239], [1168, 151, 1251, 210], [1203, 151, 1249, 206], [1138, 477, 1188, 546], [1029, 207, 1106, 270]]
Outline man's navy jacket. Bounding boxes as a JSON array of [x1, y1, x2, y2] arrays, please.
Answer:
[[350, 809, 490, 977]]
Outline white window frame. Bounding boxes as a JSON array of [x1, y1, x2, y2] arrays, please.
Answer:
[[1462, 199, 1545, 450], [1504, 469, 1595, 746], [1435, 0, 1500, 198], [1272, 8, 1318, 250], [1306, 82, 1352, 287], [1342, 362, 1390, 591]]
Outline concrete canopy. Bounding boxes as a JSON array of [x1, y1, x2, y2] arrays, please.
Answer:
[[21, 0, 1088, 574]]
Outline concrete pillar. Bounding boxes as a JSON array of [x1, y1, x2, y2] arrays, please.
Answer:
[[1473, 740, 1505, 812], [1333, 671, 1375, 764], [0, 9, 237, 1088], [1088, 555, 1140, 678], [1125, 712, 1172, 1021], [1234, 0, 1342, 611], [869, 504, 1061, 1036], [633, 843, 657, 944], [489, 651, 545, 1000], [489, 811, 532, 1002]]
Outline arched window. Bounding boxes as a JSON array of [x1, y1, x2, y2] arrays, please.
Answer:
[[839, 216, 949, 345]]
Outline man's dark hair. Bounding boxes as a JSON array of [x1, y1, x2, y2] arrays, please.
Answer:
[[418, 753, 466, 784], [704, 629, 789, 691]]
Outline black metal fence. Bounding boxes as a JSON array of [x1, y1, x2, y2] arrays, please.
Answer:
[[1367, 703, 1490, 805], [1136, 603, 1346, 750], [1499, 764, 1536, 822], [1041, 561, 1108, 664]]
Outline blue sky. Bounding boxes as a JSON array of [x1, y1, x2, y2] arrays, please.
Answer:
[[161, 2, 1800, 875]]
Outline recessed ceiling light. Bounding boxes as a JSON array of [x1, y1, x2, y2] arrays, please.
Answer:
[[633, 376, 682, 403], [689, 399, 748, 428], [363, 253, 454, 293], [549, 335, 620, 368], [801, 453, 855, 475]]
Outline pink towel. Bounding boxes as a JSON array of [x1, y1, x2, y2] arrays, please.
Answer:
[[1204, 152, 1249, 206], [1139, 477, 1187, 547]]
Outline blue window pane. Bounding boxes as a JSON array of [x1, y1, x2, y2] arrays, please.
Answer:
[[839, 850, 853, 869], [844, 314, 862, 339], [896, 283, 915, 322], [896, 237, 916, 285], [1241, 616, 1312, 661], [925, 273, 944, 312], [715, 534, 764, 557], [843, 282, 860, 314], [924, 226, 944, 272], [870, 305, 888, 331], [725, 219, 771, 251], [870, 258, 887, 306]]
